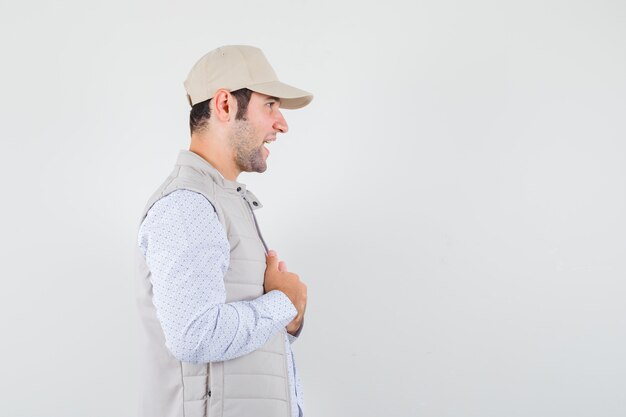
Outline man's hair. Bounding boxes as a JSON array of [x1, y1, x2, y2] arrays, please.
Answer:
[[189, 88, 253, 134]]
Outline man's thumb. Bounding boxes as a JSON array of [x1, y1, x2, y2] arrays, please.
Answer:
[[266, 250, 279, 269]]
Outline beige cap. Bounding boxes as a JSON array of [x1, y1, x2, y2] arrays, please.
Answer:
[[184, 45, 313, 109]]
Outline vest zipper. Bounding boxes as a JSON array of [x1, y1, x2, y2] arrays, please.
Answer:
[[243, 197, 269, 254]]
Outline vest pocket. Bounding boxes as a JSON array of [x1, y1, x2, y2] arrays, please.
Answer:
[[182, 362, 210, 416], [183, 398, 208, 416]]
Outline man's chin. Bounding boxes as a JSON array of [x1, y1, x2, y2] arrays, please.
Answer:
[[243, 163, 267, 174], [253, 152, 268, 173]]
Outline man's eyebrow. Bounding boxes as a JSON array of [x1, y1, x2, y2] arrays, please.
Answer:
[[267, 96, 281, 103]]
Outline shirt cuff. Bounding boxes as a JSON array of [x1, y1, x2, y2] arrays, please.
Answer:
[[262, 289, 297, 326], [287, 316, 305, 343]]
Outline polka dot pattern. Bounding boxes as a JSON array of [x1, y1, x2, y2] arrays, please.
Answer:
[[137, 189, 304, 416]]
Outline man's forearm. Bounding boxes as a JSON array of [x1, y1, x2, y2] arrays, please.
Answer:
[[164, 289, 296, 362]]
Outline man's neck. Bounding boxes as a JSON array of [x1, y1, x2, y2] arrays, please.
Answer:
[[189, 137, 240, 181]]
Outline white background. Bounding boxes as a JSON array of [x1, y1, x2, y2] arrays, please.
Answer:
[[1, 0, 625, 416]]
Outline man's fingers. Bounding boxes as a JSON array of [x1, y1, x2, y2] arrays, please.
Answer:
[[278, 261, 288, 272]]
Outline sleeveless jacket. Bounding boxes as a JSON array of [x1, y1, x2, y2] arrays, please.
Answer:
[[134, 149, 293, 417]]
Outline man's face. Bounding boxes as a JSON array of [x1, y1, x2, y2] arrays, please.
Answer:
[[228, 92, 289, 173]]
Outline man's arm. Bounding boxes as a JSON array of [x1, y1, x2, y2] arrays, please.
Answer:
[[138, 189, 297, 363]]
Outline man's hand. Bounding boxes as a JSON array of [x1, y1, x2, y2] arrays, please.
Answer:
[[264, 250, 307, 335]]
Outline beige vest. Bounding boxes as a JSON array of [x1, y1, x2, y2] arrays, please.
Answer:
[[134, 150, 292, 417]]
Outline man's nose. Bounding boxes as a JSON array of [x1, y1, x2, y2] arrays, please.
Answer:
[[273, 110, 289, 133]]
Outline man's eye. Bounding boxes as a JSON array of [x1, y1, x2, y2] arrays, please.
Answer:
[[267, 102, 275, 108]]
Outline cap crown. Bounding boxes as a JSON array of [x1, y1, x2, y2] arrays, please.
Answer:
[[184, 45, 278, 106]]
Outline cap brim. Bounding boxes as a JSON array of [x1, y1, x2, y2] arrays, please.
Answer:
[[246, 81, 313, 109]]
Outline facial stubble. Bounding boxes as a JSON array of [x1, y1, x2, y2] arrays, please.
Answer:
[[229, 118, 267, 173]]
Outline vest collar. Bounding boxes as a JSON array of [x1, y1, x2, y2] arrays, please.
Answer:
[[176, 149, 264, 210]]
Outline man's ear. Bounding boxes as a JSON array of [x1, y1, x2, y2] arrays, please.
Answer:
[[212, 89, 235, 122]]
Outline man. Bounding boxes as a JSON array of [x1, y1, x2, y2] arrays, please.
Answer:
[[135, 45, 312, 417]]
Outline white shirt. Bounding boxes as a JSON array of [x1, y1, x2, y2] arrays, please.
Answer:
[[138, 189, 304, 417]]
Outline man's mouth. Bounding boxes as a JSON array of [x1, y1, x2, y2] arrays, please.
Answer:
[[262, 137, 275, 157], [262, 138, 274, 157]]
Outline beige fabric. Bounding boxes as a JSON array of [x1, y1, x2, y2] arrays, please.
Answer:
[[135, 149, 292, 417], [183, 45, 313, 109]]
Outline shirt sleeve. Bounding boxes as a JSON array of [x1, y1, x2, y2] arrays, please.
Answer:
[[137, 189, 297, 363]]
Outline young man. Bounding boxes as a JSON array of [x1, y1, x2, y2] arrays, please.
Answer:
[[135, 45, 312, 417]]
